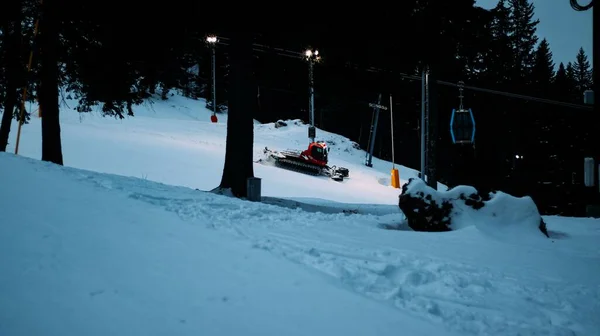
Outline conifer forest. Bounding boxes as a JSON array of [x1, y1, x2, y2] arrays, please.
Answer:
[[0, 0, 596, 215]]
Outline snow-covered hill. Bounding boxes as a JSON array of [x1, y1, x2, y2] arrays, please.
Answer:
[[1, 93, 599, 336], [6, 93, 426, 205]]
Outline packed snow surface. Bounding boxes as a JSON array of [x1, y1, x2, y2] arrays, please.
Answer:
[[1, 94, 599, 336]]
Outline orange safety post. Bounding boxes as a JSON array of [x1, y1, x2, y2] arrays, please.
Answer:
[[389, 94, 400, 188], [391, 168, 400, 188]]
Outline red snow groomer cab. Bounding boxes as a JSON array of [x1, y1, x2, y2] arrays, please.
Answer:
[[262, 141, 349, 181]]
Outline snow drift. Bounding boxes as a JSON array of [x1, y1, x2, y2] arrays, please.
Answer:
[[400, 178, 548, 239]]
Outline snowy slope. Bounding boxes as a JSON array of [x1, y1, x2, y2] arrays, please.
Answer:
[[2, 93, 600, 335], [6, 93, 433, 206], [2, 152, 600, 336], [0, 153, 456, 336]]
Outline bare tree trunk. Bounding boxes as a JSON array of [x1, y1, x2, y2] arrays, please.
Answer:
[[39, 0, 63, 165], [218, 31, 255, 197], [0, 0, 21, 152]]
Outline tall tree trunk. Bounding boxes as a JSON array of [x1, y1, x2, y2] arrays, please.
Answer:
[[39, 0, 63, 165], [218, 31, 255, 197], [0, 0, 21, 152]]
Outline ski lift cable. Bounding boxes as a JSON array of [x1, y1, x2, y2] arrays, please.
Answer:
[[437, 79, 593, 110], [211, 36, 593, 111], [368, 68, 593, 111]]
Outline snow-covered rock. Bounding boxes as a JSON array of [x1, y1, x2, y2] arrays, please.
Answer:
[[399, 178, 549, 239]]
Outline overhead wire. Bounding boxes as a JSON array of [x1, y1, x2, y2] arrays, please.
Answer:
[[363, 67, 593, 111], [211, 35, 593, 111]]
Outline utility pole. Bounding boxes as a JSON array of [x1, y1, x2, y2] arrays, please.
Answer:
[[304, 48, 320, 143], [211, 44, 217, 113], [422, 1, 440, 190], [426, 67, 439, 190], [308, 57, 315, 139], [206, 35, 218, 122], [593, 0, 598, 191], [420, 68, 428, 182], [389, 94, 395, 168], [570, 0, 598, 215]]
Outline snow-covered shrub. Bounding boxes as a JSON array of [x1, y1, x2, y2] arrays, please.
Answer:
[[399, 178, 549, 238], [274, 120, 288, 128]]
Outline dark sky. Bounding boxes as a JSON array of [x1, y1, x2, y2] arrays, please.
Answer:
[[475, 0, 593, 68]]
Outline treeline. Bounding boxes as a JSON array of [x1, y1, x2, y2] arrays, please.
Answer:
[[0, 0, 594, 214]]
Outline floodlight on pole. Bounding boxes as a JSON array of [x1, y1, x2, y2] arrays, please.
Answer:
[[206, 35, 218, 121], [304, 48, 321, 143]]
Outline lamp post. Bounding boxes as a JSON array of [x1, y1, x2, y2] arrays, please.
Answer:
[[206, 35, 218, 121], [304, 48, 320, 143], [570, 0, 598, 215]]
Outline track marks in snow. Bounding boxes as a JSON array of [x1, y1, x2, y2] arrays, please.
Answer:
[[78, 172, 600, 336], [253, 236, 595, 336]]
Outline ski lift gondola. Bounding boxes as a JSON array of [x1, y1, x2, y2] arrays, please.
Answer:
[[450, 81, 476, 145]]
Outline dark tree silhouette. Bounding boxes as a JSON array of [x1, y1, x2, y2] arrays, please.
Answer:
[[39, 0, 63, 164], [0, 0, 589, 215], [553, 62, 571, 98], [0, 0, 22, 152], [508, 0, 539, 88], [486, 0, 513, 87], [531, 38, 555, 95], [573, 47, 592, 94], [218, 31, 255, 197], [565, 62, 579, 102]]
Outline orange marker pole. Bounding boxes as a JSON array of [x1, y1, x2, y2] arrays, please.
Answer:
[[390, 94, 400, 188]]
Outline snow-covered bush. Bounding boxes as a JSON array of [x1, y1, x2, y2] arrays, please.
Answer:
[[399, 178, 549, 238], [274, 120, 288, 128]]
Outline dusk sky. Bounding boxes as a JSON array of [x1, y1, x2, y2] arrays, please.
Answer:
[[475, 0, 593, 68]]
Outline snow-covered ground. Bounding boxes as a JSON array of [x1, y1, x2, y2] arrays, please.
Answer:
[[1, 94, 599, 336], [6, 93, 425, 205]]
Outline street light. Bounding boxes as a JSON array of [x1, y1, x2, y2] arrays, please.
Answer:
[[304, 48, 321, 143], [206, 35, 218, 122]]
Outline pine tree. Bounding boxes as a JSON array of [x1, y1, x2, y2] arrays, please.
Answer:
[[529, 38, 555, 170], [573, 47, 592, 94], [457, 6, 494, 82], [508, 0, 539, 87], [486, 0, 513, 87], [565, 62, 578, 102], [531, 38, 555, 96], [553, 62, 571, 99], [528, 39, 557, 183]]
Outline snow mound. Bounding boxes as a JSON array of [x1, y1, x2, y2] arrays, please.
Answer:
[[465, 191, 548, 240], [400, 178, 548, 240]]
